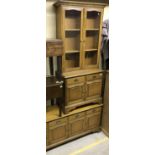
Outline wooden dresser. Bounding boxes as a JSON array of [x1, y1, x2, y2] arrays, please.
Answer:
[[54, 0, 106, 114], [46, 0, 106, 150]]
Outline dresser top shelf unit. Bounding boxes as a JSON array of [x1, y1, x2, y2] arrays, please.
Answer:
[[55, 1, 105, 73]]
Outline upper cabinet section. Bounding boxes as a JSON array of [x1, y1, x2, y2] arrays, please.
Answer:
[[54, 1, 105, 73]]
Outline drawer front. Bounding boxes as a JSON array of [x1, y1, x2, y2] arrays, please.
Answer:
[[48, 118, 67, 127], [86, 73, 103, 81], [69, 112, 85, 121], [86, 107, 101, 115], [46, 42, 63, 50], [66, 76, 85, 85], [46, 47, 63, 56]]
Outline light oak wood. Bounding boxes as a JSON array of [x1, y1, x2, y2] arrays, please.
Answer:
[[46, 39, 63, 57], [48, 120, 68, 145], [86, 113, 101, 130], [69, 113, 85, 136], [64, 73, 103, 113], [46, 129, 100, 150], [66, 76, 85, 85], [54, 1, 106, 8], [46, 1, 106, 150], [55, 1, 105, 72], [86, 79, 102, 100], [66, 83, 85, 105], [46, 105, 102, 149], [63, 68, 103, 78], [46, 104, 102, 122]]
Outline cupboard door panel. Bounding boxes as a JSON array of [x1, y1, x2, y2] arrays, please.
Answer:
[[48, 123, 68, 145], [69, 118, 85, 136], [86, 79, 102, 100], [87, 114, 101, 130], [62, 6, 83, 72], [85, 8, 102, 29], [83, 8, 103, 69], [66, 83, 85, 105], [64, 7, 83, 29]]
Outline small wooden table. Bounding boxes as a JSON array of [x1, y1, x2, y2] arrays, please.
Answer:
[[46, 76, 63, 116]]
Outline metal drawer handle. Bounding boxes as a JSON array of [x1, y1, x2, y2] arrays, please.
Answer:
[[56, 81, 63, 84], [93, 76, 97, 79]]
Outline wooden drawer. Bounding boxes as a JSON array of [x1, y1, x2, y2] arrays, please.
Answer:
[[69, 112, 85, 121], [86, 107, 101, 115], [46, 39, 63, 56], [86, 73, 103, 81], [48, 118, 67, 126], [66, 76, 85, 85], [46, 47, 63, 57]]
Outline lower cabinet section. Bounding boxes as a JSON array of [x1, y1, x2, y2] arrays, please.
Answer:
[[46, 106, 102, 149]]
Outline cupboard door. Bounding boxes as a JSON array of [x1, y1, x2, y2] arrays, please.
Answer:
[[48, 120, 68, 145], [69, 113, 85, 137], [63, 7, 83, 72], [83, 8, 103, 69], [86, 79, 102, 100], [66, 83, 85, 105], [86, 113, 101, 130]]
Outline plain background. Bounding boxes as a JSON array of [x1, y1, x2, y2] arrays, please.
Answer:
[[0, 0, 155, 155]]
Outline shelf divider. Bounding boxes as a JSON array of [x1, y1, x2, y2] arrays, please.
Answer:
[[84, 49, 98, 52], [66, 50, 80, 53], [65, 29, 80, 31]]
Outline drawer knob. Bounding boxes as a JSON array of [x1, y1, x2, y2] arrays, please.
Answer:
[[56, 81, 63, 84], [74, 79, 78, 82], [93, 76, 96, 79]]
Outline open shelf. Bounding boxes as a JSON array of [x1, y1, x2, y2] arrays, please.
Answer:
[[65, 53, 80, 69], [85, 50, 97, 66], [86, 29, 99, 31], [86, 11, 101, 29], [66, 50, 80, 53], [65, 10, 81, 29], [84, 49, 98, 52], [85, 31, 99, 49], [65, 31, 80, 51], [65, 29, 80, 31]]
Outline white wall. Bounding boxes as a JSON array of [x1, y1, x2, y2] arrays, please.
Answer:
[[46, 1, 57, 76]]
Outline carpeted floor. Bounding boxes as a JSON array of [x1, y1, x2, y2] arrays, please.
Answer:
[[47, 132, 109, 155]]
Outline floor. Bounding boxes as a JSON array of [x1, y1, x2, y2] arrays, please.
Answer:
[[46, 132, 109, 155]]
